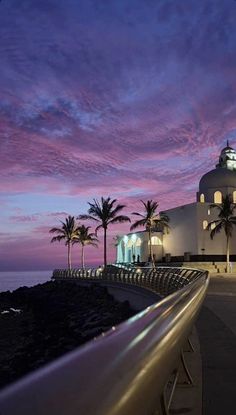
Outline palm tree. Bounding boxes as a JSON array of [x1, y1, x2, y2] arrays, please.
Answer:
[[49, 215, 79, 270], [78, 197, 130, 267], [130, 200, 170, 267], [207, 194, 236, 273], [73, 225, 98, 269]]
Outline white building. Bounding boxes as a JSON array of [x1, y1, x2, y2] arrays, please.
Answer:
[[117, 144, 236, 264]]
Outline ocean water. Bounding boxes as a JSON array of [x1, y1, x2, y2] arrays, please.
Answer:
[[0, 271, 52, 293]]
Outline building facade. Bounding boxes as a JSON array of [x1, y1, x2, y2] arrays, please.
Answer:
[[116, 144, 236, 263]]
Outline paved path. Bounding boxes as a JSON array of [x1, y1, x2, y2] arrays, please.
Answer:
[[196, 274, 236, 414]]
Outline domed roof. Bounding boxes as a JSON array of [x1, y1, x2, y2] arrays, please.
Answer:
[[199, 168, 236, 190], [221, 146, 234, 153]]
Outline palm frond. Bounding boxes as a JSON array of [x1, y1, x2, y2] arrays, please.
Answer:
[[130, 218, 147, 231], [109, 203, 127, 218], [131, 212, 145, 217], [78, 214, 99, 222], [209, 221, 223, 240], [207, 195, 236, 241], [50, 235, 65, 243], [49, 227, 64, 234], [95, 224, 103, 235], [109, 215, 130, 225]]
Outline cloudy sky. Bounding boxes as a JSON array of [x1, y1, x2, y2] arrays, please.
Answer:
[[1, 0, 236, 270]]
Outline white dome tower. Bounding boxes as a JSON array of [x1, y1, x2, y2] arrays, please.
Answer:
[[216, 140, 236, 170], [197, 142, 236, 203]]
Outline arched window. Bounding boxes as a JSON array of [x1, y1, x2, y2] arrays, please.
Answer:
[[233, 191, 236, 203], [200, 193, 205, 203], [131, 234, 137, 243], [135, 238, 142, 247], [148, 236, 162, 246], [203, 220, 208, 230], [127, 239, 133, 248], [211, 222, 216, 230], [214, 191, 222, 204]]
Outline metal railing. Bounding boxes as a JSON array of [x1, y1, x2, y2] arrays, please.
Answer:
[[0, 266, 209, 415], [52, 265, 205, 297]]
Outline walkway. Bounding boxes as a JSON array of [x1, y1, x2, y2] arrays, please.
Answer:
[[196, 274, 236, 414]]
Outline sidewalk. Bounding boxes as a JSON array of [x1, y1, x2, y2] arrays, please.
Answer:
[[196, 274, 236, 414]]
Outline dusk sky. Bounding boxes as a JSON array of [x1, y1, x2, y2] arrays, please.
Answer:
[[1, 0, 236, 271]]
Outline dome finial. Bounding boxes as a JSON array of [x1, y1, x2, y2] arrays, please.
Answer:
[[227, 139, 230, 147]]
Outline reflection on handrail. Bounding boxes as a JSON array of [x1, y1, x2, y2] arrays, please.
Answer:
[[0, 266, 209, 415]]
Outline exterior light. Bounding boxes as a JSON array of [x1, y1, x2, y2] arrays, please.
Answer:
[[131, 234, 137, 242]]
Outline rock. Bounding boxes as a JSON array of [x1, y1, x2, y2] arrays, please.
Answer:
[[0, 280, 136, 389]]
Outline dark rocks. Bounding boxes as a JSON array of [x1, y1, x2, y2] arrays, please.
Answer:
[[0, 280, 136, 389]]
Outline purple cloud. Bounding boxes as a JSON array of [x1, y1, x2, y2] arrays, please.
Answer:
[[1, 0, 236, 269]]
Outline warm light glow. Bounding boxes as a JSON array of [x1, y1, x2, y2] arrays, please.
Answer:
[[211, 222, 216, 230], [214, 191, 222, 203], [136, 237, 142, 247], [233, 191, 236, 203], [131, 234, 137, 242], [200, 193, 205, 203], [127, 239, 133, 248], [148, 236, 162, 245], [203, 220, 208, 230]]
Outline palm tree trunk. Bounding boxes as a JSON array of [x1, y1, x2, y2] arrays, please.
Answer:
[[68, 242, 72, 270], [226, 234, 230, 273], [81, 245, 85, 269], [104, 227, 107, 267], [148, 228, 154, 267]]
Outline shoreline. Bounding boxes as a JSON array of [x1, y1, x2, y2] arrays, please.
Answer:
[[0, 280, 136, 389]]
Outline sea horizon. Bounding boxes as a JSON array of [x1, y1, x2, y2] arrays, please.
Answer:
[[0, 270, 53, 293], [0, 266, 99, 293]]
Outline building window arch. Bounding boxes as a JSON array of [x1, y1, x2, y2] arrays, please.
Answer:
[[135, 237, 142, 247], [203, 220, 208, 230], [200, 193, 205, 203], [148, 236, 162, 246], [211, 222, 216, 230], [214, 191, 222, 204], [233, 191, 236, 203], [127, 239, 133, 248]]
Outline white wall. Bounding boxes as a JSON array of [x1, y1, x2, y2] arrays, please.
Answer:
[[196, 202, 236, 255], [163, 203, 198, 256]]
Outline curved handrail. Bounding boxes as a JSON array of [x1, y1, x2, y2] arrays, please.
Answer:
[[0, 267, 209, 415], [52, 265, 206, 297]]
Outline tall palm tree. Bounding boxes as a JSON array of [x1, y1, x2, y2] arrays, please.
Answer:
[[207, 194, 236, 273], [78, 197, 130, 267], [130, 200, 170, 267], [49, 215, 79, 270], [73, 225, 98, 269]]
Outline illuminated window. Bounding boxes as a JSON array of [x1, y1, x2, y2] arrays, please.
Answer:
[[148, 236, 162, 245], [203, 220, 208, 230], [200, 193, 205, 203], [135, 238, 142, 247], [233, 191, 236, 203], [214, 191, 222, 204], [131, 234, 137, 243], [211, 222, 216, 230], [208, 209, 211, 215], [127, 239, 133, 248]]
